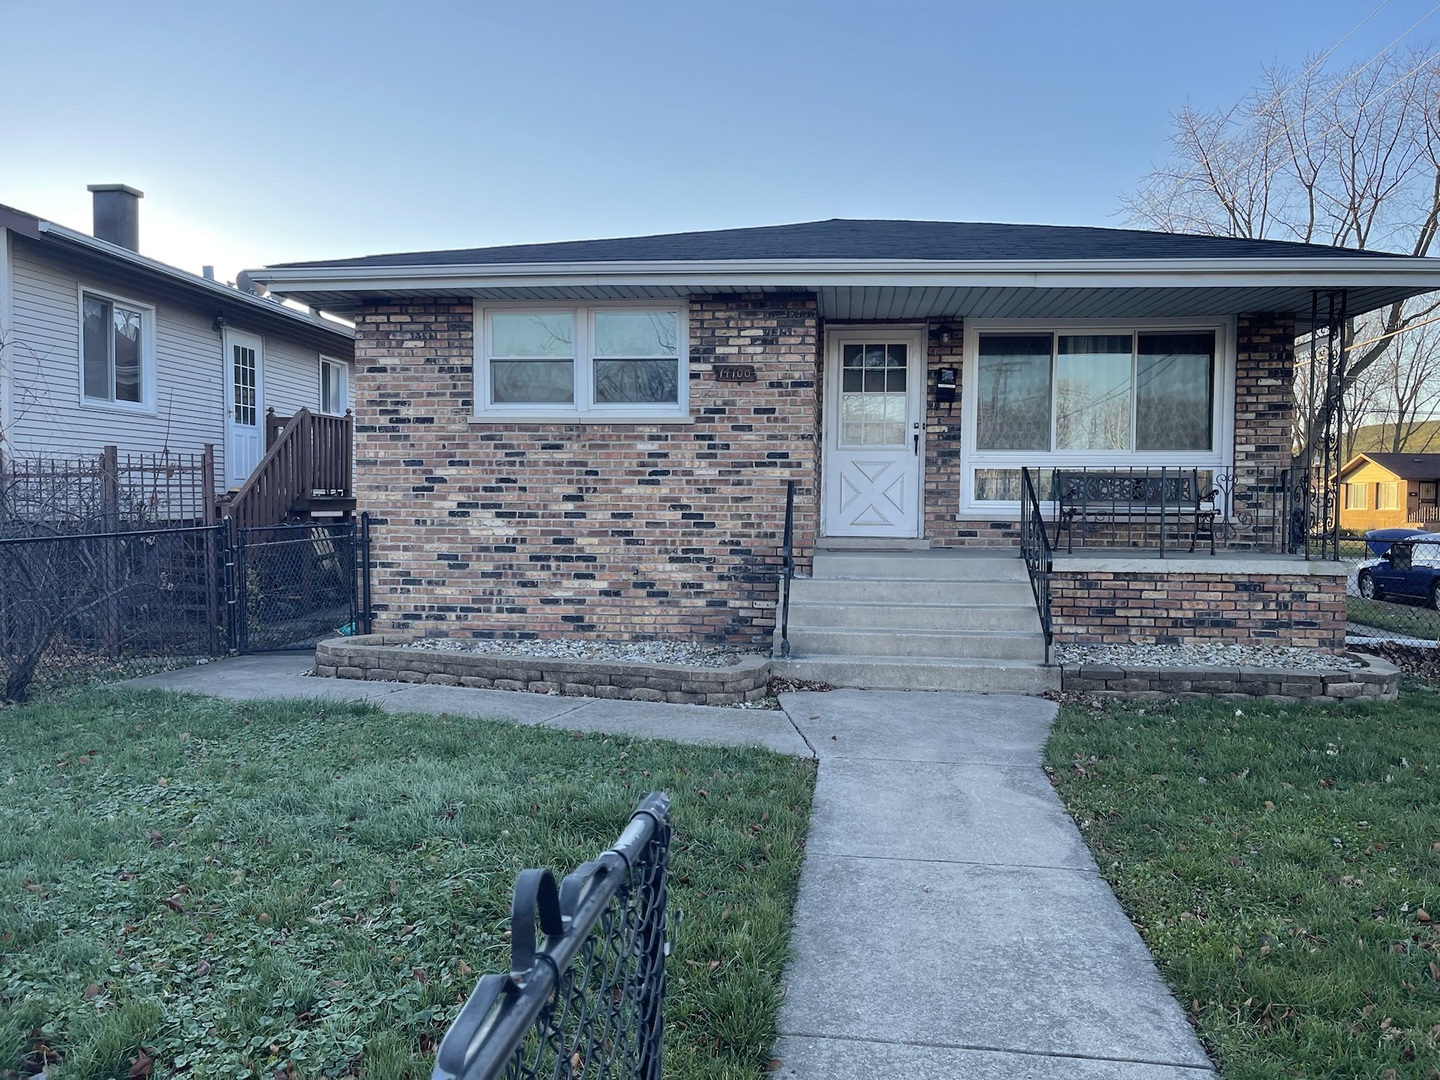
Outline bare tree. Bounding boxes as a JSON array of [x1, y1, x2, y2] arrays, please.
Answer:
[[1122, 46, 1440, 456], [1357, 320, 1440, 452]]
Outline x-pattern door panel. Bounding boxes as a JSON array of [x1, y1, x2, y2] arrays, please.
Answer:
[[823, 332, 924, 538]]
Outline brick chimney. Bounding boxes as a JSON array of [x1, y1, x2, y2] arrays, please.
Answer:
[[87, 184, 144, 251]]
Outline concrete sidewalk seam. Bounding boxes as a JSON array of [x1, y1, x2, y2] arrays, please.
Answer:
[[805, 850, 1102, 875], [814, 754, 1045, 768], [774, 1031, 1214, 1072], [777, 703, 820, 759], [532, 698, 605, 726]]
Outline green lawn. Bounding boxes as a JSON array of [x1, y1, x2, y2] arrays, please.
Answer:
[[1046, 692, 1440, 1078], [1347, 595, 1440, 641], [0, 690, 816, 1079]]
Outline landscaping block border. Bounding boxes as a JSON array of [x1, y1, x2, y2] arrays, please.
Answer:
[[1059, 651, 1399, 704], [315, 634, 772, 705]]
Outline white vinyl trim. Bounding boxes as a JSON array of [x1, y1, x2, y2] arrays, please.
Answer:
[[320, 355, 348, 415], [75, 283, 158, 414], [0, 228, 12, 444], [252, 255, 1440, 296], [957, 317, 1236, 516], [38, 221, 350, 336]]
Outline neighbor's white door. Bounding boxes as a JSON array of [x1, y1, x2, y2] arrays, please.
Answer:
[[822, 328, 925, 538], [224, 329, 264, 488]]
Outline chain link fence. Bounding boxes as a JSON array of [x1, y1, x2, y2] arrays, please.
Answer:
[[231, 523, 360, 652], [433, 793, 671, 1080], [1342, 533, 1440, 646], [0, 525, 224, 701]]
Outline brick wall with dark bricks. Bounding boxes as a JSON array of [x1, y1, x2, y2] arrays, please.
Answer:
[[925, 316, 1296, 546], [1050, 570, 1345, 648], [352, 294, 820, 646]]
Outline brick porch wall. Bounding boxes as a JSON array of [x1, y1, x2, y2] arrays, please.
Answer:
[[1050, 570, 1345, 648], [352, 294, 820, 646]]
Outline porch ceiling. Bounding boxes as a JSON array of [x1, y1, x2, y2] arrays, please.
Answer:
[[255, 264, 1439, 329]]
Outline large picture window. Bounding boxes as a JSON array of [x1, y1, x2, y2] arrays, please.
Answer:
[[966, 324, 1225, 505], [477, 304, 687, 418], [80, 290, 153, 407]]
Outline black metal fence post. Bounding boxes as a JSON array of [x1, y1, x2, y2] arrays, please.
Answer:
[[431, 792, 673, 1080], [233, 524, 248, 653], [359, 511, 373, 635]]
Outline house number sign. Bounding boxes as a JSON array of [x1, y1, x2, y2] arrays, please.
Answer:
[[714, 364, 757, 383]]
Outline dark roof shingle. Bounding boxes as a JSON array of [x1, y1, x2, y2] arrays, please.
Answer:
[[1354, 452, 1440, 479], [270, 218, 1400, 271]]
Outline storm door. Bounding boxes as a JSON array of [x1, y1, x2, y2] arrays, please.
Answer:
[[224, 329, 264, 488], [821, 328, 925, 538]]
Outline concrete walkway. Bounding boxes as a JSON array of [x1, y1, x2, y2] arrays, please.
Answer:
[[128, 657, 1213, 1077], [774, 690, 1212, 1078]]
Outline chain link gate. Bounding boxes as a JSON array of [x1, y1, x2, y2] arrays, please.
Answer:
[[226, 517, 369, 652]]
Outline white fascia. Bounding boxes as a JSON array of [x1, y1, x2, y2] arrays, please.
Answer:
[[36, 222, 353, 337], [248, 255, 1440, 295]]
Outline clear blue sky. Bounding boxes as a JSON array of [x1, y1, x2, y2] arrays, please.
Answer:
[[1, 0, 1433, 282]]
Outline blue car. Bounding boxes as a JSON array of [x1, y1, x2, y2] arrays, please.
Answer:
[[1357, 528, 1440, 609]]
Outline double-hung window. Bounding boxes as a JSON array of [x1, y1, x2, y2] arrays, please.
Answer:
[[964, 323, 1227, 506], [476, 304, 688, 419], [80, 289, 153, 408]]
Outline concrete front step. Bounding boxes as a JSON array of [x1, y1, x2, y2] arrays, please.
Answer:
[[787, 599, 1041, 632], [773, 655, 1059, 694], [791, 577, 1037, 606], [813, 549, 1028, 581], [786, 626, 1047, 662]]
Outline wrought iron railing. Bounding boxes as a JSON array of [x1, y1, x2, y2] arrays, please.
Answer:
[[1018, 468, 1053, 665], [432, 792, 672, 1080], [0, 445, 217, 531], [776, 479, 796, 659], [1026, 465, 1328, 557]]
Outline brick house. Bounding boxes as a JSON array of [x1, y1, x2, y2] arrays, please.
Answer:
[[253, 220, 1440, 691]]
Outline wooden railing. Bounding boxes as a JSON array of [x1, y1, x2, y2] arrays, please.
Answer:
[[225, 408, 352, 530]]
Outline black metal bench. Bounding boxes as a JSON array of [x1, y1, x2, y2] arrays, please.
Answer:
[[1052, 469, 1218, 554]]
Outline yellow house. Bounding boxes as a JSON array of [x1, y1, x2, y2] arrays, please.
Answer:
[[1338, 453, 1440, 532]]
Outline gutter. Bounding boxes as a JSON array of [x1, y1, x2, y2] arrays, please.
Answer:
[[36, 222, 353, 338], [248, 254, 1440, 297]]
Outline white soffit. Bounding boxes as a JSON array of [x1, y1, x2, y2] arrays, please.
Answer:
[[251, 257, 1440, 323]]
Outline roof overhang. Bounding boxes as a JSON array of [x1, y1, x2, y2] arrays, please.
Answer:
[[12, 220, 355, 354], [249, 255, 1440, 327]]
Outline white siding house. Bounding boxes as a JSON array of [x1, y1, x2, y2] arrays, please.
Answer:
[[0, 187, 353, 496]]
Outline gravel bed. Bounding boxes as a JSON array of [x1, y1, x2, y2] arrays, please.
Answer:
[[401, 637, 751, 669], [1052, 641, 1363, 672]]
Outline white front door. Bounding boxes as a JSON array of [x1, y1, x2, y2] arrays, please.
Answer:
[[224, 329, 264, 488], [822, 328, 925, 538]]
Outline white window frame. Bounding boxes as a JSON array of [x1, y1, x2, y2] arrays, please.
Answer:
[[1345, 482, 1368, 510], [473, 301, 690, 422], [959, 318, 1235, 515], [76, 285, 156, 413], [320, 356, 349, 415], [1377, 480, 1399, 511]]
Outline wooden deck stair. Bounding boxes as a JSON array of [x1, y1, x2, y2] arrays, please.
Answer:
[[221, 407, 354, 529]]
